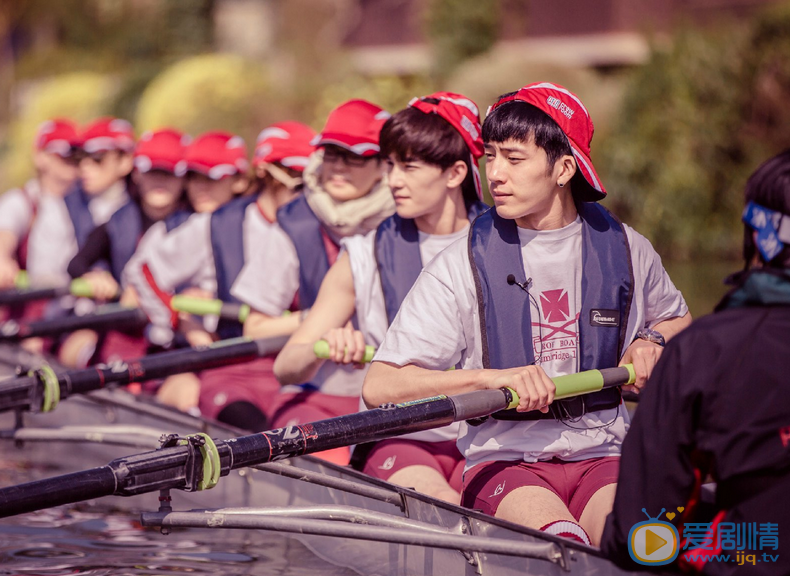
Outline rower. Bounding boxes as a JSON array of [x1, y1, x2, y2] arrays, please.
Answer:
[[600, 150, 790, 574], [125, 126, 313, 429], [273, 92, 487, 502], [363, 82, 691, 546], [232, 100, 395, 464], [124, 130, 249, 411], [64, 128, 190, 365], [0, 118, 80, 298]]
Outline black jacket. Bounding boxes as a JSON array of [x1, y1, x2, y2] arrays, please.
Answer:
[[600, 270, 790, 574]]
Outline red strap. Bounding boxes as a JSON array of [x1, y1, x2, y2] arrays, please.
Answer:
[[320, 228, 340, 266], [141, 262, 178, 328]]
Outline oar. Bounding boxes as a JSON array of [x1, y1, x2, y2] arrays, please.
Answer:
[[0, 275, 103, 306], [0, 335, 288, 415], [0, 304, 148, 342], [169, 295, 250, 323], [0, 364, 634, 518]]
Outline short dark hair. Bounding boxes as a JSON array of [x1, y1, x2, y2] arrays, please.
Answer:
[[482, 92, 573, 173], [380, 106, 478, 207], [743, 149, 790, 267]]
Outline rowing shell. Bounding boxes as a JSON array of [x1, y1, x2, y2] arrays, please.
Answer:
[[0, 361, 655, 576]]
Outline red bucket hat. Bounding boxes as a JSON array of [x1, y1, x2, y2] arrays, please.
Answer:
[[409, 91, 484, 199], [487, 82, 606, 201], [35, 118, 80, 157], [134, 128, 190, 174], [81, 117, 136, 154], [254, 121, 316, 171], [311, 99, 390, 157], [176, 131, 249, 180]]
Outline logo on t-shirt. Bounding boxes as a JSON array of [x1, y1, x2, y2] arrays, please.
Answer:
[[540, 289, 569, 322], [590, 309, 620, 327]]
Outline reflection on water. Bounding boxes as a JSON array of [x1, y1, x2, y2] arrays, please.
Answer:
[[0, 505, 356, 576]]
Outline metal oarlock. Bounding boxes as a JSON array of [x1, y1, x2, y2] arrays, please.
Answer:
[[159, 433, 221, 492]]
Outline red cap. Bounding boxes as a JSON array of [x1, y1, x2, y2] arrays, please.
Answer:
[[311, 99, 390, 157], [134, 129, 190, 174], [253, 121, 316, 171], [81, 117, 136, 154], [488, 83, 606, 201], [34, 118, 80, 157], [175, 131, 249, 180]]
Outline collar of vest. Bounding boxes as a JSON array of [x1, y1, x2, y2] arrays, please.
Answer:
[[375, 201, 489, 325], [717, 269, 790, 311], [63, 184, 95, 250], [277, 195, 337, 309], [106, 201, 143, 282], [468, 203, 634, 420]]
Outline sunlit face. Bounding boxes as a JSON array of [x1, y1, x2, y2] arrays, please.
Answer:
[[78, 150, 133, 195], [484, 138, 572, 225], [186, 173, 235, 213], [36, 151, 79, 192], [386, 156, 462, 220], [319, 145, 383, 202], [134, 170, 183, 212]]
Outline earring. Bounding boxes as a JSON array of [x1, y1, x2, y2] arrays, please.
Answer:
[[558, 182, 565, 188]]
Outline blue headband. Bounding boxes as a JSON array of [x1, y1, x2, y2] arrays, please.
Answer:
[[743, 201, 790, 261]]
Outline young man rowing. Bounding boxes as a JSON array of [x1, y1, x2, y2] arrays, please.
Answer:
[[273, 92, 488, 501], [363, 83, 691, 545]]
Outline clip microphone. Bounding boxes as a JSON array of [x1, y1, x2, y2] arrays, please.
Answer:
[[506, 274, 532, 292]]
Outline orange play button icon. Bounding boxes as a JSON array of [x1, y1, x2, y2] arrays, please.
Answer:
[[645, 529, 668, 556]]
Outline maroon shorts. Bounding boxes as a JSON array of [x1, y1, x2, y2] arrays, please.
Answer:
[[362, 439, 464, 492], [461, 456, 620, 520], [97, 329, 148, 364], [198, 356, 281, 421], [270, 390, 359, 428]]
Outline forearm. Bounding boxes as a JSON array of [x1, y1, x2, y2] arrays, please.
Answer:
[[653, 311, 692, 341], [362, 361, 488, 409], [242, 310, 301, 339], [0, 231, 18, 260], [273, 340, 325, 386]]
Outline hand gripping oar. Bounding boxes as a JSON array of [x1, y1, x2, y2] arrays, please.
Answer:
[[0, 275, 106, 307], [0, 364, 634, 518], [0, 304, 148, 342], [0, 335, 288, 415]]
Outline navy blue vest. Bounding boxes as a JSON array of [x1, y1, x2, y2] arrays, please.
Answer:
[[277, 195, 336, 309], [63, 185, 96, 250], [468, 202, 633, 420], [105, 204, 193, 283], [210, 195, 258, 339], [375, 201, 490, 325]]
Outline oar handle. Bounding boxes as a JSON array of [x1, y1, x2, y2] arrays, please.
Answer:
[[170, 295, 251, 323], [503, 364, 636, 408], [6, 273, 118, 301], [313, 340, 376, 363]]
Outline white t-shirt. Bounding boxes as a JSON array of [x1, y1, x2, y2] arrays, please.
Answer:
[[0, 181, 78, 285], [230, 225, 365, 398], [125, 201, 279, 334], [374, 216, 688, 470], [344, 225, 469, 442]]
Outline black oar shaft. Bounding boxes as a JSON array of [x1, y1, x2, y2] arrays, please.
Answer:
[[0, 307, 147, 342], [0, 336, 286, 414], [0, 285, 68, 306]]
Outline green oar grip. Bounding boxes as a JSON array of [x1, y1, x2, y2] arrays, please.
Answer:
[[504, 364, 635, 408], [14, 271, 29, 290], [69, 278, 95, 298], [170, 296, 251, 323], [314, 340, 376, 363]]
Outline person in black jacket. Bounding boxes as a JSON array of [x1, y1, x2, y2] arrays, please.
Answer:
[[600, 150, 790, 575]]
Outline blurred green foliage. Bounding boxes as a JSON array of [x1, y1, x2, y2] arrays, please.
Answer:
[[4, 72, 115, 186], [426, 0, 499, 81], [136, 53, 276, 146], [598, 3, 790, 260]]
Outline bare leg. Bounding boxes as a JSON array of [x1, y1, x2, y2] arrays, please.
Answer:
[[578, 483, 617, 546], [58, 329, 98, 368], [388, 464, 461, 504], [495, 486, 575, 529], [157, 372, 201, 412]]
